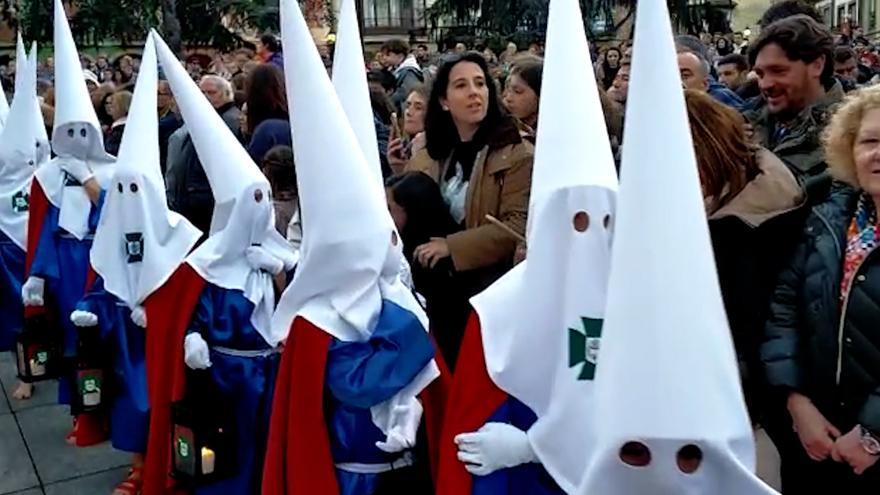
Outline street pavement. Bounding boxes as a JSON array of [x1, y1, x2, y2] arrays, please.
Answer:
[[0, 353, 128, 495]]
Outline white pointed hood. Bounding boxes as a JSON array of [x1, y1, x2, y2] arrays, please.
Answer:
[[0, 62, 8, 130], [331, 0, 383, 190], [274, 0, 438, 439], [577, 0, 777, 493], [29, 42, 50, 162], [34, 0, 114, 241], [468, 0, 617, 490], [154, 31, 294, 347], [90, 34, 201, 309], [0, 34, 42, 250], [48, 0, 111, 163], [14, 33, 27, 91], [273, 0, 413, 343]]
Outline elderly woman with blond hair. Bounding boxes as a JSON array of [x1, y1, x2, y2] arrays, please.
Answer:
[[762, 87, 880, 494]]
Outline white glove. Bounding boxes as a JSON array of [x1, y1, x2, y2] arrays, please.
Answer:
[[375, 400, 423, 454], [70, 310, 98, 327], [61, 158, 95, 184], [246, 246, 284, 275], [184, 333, 212, 370], [130, 306, 147, 328], [22, 277, 45, 306], [455, 422, 537, 476]]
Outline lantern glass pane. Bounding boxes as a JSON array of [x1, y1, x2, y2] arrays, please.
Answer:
[[173, 425, 197, 477]]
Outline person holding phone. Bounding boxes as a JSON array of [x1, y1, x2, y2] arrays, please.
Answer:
[[387, 85, 429, 174]]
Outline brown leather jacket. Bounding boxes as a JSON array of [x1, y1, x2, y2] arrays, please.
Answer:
[[405, 121, 534, 272]]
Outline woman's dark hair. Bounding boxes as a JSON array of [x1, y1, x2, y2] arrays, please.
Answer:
[[603, 47, 622, 67], [260, 33, 281, 53], [716, 37, 733, 56], [262, 145, 297, 197], [424, 52, 505, 161], [370, 87, 395, 125], [385, 171, 459, 260], [245, 63, 288, 136], [509, 58, 543, 97]]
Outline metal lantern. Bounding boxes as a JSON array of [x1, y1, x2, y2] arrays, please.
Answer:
[[15, 315, 61, 383], [71, 325, 107, 414], [170, 370, 235, 486]]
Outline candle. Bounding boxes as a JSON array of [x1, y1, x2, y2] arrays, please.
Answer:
[[201, 447, 216, 474]]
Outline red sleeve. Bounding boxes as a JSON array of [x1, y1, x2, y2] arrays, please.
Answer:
[[436, 312, 509, 495], [142, 264, 205, 495], [419, 337, 452, 483], [24, 181, 49, 319], [262, 318, 339, 495]]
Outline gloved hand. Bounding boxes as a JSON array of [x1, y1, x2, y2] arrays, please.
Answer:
[[22, 277, 45, 306], [375, 399, 423, 454], [455, 422, 537, 476], [70, 310, 98, 327], [61, 158, 94, 185], [184, 333, 212, 370], [130, 306, 147, 328], [246, 246, 284, 275]]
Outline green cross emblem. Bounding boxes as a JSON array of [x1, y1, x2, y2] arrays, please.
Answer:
[[11, 191, 28, 213], [35, 351, 48, 364], [568, 316, 604, 381], [178, 437, 190, 458]]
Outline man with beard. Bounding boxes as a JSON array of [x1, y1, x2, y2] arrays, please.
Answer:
[[744, 14, 841, 204]]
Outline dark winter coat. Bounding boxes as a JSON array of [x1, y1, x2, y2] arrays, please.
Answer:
[[743, 80, 844, 205], [247, 118, 291, 165], [167, 102, 242, 235], [708, 149, 807, 420], [763, 183, 880, 435]]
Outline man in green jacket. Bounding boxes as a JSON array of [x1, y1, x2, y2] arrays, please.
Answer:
[[745, 14, 841, 204]]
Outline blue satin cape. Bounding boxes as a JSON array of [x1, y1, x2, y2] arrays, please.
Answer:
[[326, 299, 435, 495]]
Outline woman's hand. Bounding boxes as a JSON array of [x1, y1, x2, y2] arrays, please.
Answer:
[[387, 137, 408, 175], [788, 392, 841, 461], [414, 237, 450, 268], [832, 426, 880, 475]]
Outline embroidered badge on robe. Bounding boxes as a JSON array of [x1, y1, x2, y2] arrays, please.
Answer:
[[125, 233, 144, 263], [12, 190, 29, 213]]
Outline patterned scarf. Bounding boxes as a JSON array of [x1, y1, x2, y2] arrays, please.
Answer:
[[841, 193, 880, 302]]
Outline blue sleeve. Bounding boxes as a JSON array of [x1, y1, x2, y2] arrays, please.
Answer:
[[74, 277, 119, 339], [30, 206, 60, 281], [185, 285, 214, 336], [326, 300, 435, 409], [88, 190, 107, 233]]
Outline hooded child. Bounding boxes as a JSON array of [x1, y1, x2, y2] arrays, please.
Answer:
[[437, 0, 617, 492], [576, 0, 779, 493], [260, 1, 445, 494], [0, 35, 49, 400], [22, 0, 115, 446], [146, 31, 296, 495], [69, 34, 201, 495], [330, 0, 416, 300]]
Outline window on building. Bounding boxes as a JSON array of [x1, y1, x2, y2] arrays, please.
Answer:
[[363, 0, 425, 29]]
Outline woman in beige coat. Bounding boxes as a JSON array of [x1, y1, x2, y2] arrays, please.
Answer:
[[406, 52, 534, 293]]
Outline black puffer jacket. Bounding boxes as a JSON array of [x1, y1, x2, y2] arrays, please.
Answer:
[[763, 183, 880, 433]]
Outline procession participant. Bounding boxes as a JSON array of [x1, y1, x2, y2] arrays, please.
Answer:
[[146, 31, 295, 495], [438, 0, 616, 492], [261, 1, 446, 493], [331, 0, 414, 290], [69, 35, 201, 495], [577, 0, 778, 492], [0, 35, 49, 400], [22, 0, 115, 446]]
